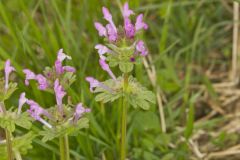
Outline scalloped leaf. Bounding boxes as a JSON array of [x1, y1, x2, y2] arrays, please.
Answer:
[[40, 117, 89, 142]]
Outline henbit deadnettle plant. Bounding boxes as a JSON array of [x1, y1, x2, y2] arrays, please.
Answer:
[[0, 60, 34, 160], [23, 49, 91, 160], [86, 2, 155, 160]]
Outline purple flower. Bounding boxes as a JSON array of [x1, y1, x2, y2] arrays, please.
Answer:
[[94, 22, 107, 37], [73, 103, 91, 123], [136, 40, 148, 56], [135, 14, 148, 31], [55, 60, 76, 74], [85, 77, 100, 92], [99, 59, 116, 80], [18, 92, 28, 115], [106, 24, 118, 42], [95, 44, 111, 60], [122, 2, 134, 18], [86, 76, 114, 93], [23, 69, 36, 86], [55, 60, 64, 74], [54, 79, 66, 113], [102, 7, 117, 33], [124, 18, 135, 38], [27, 100, 52, 128], [4, 60, 15, 89], [57, 49, 72, 62], [63, 66, 76, 73], [36, 74, 48, 90]]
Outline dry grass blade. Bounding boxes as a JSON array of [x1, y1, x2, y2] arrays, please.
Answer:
[[143, 55, 166, 133]]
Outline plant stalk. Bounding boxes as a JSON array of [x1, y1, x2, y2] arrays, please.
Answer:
[[5, 129, 13, 160], [1, 101, 13, 160], [120, 74, 128, 160], [14, 150, 22, 160], [59, 134, 70, 160]]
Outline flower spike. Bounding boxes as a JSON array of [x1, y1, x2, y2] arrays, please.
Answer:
[[4, 60, 15, 90]]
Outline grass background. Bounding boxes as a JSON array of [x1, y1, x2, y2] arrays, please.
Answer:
[[0, 0, 238, 159]]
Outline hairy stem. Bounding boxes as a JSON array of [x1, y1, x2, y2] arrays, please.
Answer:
[[1, 102, 13, 160], [5, 129, 13, 160], [14, 150, 22, 160], [59, 134, 70, 160], [120, 74, 128, 160]]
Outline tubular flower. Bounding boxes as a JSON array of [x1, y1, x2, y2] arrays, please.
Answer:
[[99, 59, 116, 80], [55, 49, 75, 75], [18, 92, 28, 115], [27, 100, 52, 128], [72, 103, 91, 123], [23, 69, 36, 85], [135, 14, 148, 31], [54, 79, 66, 113], [85, 77, 113, 93], [4, 60, 15, 90], [94, 2, 148, 41], [102, 7, 117, 33], [122, 2, 134, 18], [57, 49, 72, 62], [36, 74, 48, 90], [94, 22, 107, 37], [136, 40, 148, 56], [124, 18, 135, 38], [106, 24, 118, 42], [95, 44, 112, 60]]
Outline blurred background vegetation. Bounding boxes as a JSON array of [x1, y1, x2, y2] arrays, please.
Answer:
[[0, 0, 239, 159]]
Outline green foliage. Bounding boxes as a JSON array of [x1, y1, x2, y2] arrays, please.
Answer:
[[0, 111, 32, 132], [0, 132, 36, 159], [40, 117, 89, 142], [13, 132, 36, 155], [94, 76, 155, 110], [0, 82, 17, 101], [0, 0, 234, 159], [107, 43, 140, 73]]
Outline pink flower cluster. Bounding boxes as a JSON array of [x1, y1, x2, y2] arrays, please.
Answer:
[[95, 3, 148, 41], [23, 49, 75, 90], [94, 2, 148, 60], [20, 50, 90, 128], [86, 2, 149, 92]]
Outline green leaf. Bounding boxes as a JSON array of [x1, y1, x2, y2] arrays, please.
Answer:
[[3, 82, 17, 101], [13, 132, 36, 155], [40, 117, 90, 142], [15, 112, 32, 129], [119, 62, 133, 73], [0, 112, 15, 132]]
